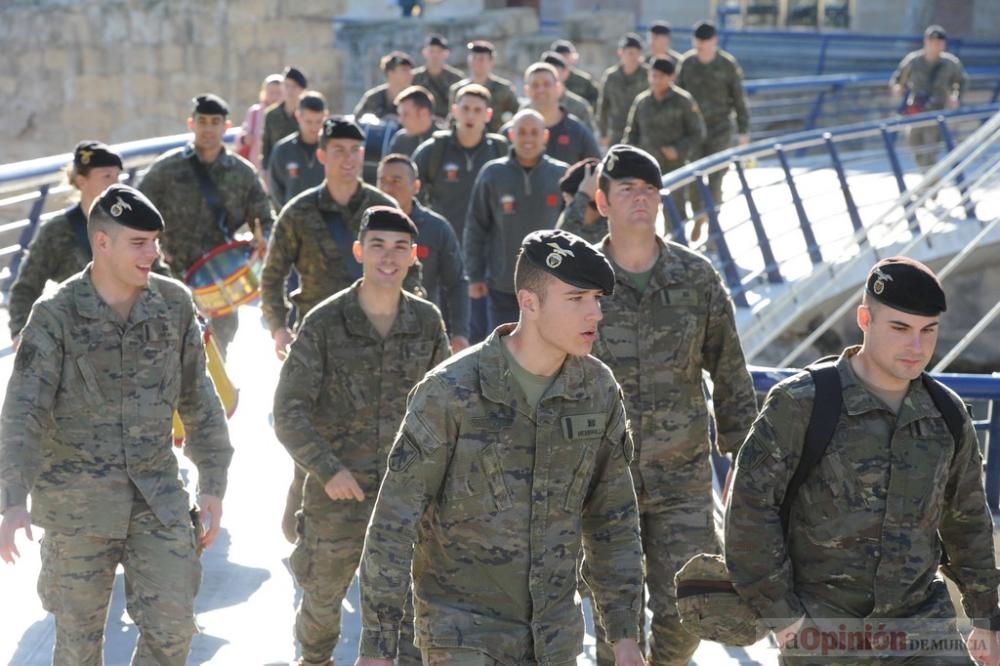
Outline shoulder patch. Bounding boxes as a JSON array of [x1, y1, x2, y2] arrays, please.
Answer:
[[388, 435, 420, 473], [14, 343, 36, 373], [735, 433, 769, 473]]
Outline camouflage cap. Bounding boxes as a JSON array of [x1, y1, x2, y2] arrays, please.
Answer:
[[674, 553, 767, 647]]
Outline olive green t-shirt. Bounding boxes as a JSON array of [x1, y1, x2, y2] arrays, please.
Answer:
[[619, 266, 654, 294], [501, 338, 557, 411]]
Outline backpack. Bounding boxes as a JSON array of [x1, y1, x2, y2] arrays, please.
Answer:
[[674, 358, 969, 646], [421, 130, 509, 194]]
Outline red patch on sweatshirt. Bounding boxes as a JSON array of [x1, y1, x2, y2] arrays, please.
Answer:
[[557, 134, 570, 145], [416, 245, 431, 259], [546, 194, 560, 207]]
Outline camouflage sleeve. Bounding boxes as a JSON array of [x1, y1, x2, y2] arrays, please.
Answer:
[[177, 298, 232, 498], [724, 386, 808, 630], [7, 224, 59, 337], [0, 304, 62, 512], [260, 208, 299, 332], [730, 60, 750, 135], [703, 271, 757, 455], [597, 72, 612, 138], [358, 376, 453, 659], [622, 98, 640, 146], [939, 418, 1000, 628], [891, 52, 915, 88], [555, 192, 590, 236], [403, 262, 426, 300], [272, 317, 346, 483], [581, 391, 644, 642], [677, 98, 707, 160], [953, 60, 969, 99], [463, 170, 493, 283]]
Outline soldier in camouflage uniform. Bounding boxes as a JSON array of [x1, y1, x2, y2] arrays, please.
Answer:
[[412, 34, 464, 121], [552, 40, 600, 110], [590, 145, 758, 665], [449, 41, 520, 134], [8, 141, 123, 342], [623, 57, 706, 220], [675, 21, 750, 234], [353, 51, 415, 121], [597, 33, 650, 147], [555, 157, 607, 245], [274, 206, 449, 666], [139, 94, 274, 353], [726, 257, 1000, 665], [355, 229, 645, 666], [0, 185, 233, 666], [262, 66, 307, 169], [891, 25, 968, 170], [646, 20, 683, 64]]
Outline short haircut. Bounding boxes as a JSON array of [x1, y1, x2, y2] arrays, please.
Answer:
[[298, 90, 327, 113], [381, 51, 414, 72], [86, 200, 119, 241], [513, 249, 552, 301], [455, 83, 492, 105], [378, 152, 418, 179], [525, 62, 559, 81], [393, 85, 435, 112]]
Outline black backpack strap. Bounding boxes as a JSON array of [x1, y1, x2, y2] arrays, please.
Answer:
[[66, 204, 92, 260], [779, 362, 842, 534], [921, 373, 968, 455], [187, 153, 233, 239], [318, 198, 362, 282]]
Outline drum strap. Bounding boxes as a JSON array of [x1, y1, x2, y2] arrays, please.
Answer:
[[187, 154, 233, 239], [320, 207, 362, 281], [66, 204, 92, 260]]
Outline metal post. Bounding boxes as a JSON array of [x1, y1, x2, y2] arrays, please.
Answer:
[[775, 146, 822, 265], [805, 90, 827, 131], [695, 174, 748, 307], [734, 161, 781, 283], [880, 125, 918, 233], [2, 184, 50, 296], [662, 193, 687, 246], [938, 118, 975, 220], [825, 134, 867, 243], [816, 34, 830, 74]]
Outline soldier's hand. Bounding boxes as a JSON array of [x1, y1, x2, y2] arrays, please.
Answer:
[[468, 282, 489, 299], [197, 494, 224, 551], [968, 627, 1000, 666], [325, 469, 366, 502], [450, 335, 470, 353], [355, 658, 394, 666], [580, 163, 599, 199], [737, 134, 750, 147], [661, 146, 680, 162], [0, 505, 33, 565], [273, 327, 294, 361], [611, 638, 644, 666]]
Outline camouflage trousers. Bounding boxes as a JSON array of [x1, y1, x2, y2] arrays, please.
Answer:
[[290, 503, 421, 665], [37, 499, 201, 666], [907, 124, 942, 170], [687, 125, 734, 217], [421, 647, 577, 666]]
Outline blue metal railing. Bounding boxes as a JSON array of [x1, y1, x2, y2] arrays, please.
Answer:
[[750, 367, 1000, 510]]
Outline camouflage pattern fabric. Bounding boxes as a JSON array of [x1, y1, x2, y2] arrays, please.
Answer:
[[891, 50, 968, 112], [565, 68, 600, 109], [597, 64, 650, 145], [412, 64, 465, 119], [357, 324, 643, 664], [555, 192, 607, 246], [448, 75, 520, 134], [261, 102, 300, 169], [353, 84, 397, 120]]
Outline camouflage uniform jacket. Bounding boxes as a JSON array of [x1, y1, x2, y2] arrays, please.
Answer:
[[261, 102, 299, 169], [597, 63, 650, 143], [139, 143, 274, 277], [725, 347, 1000, 630], [555, 192, 607, 246], [0, 269, 233, 537], [357, 324, 643, 663], [353, 84, 398, 120], [412, 64, 465, 119], [566, 68, 600, 109], [623, 86, 707, 172], [273, 282, 449, 513], [891, 50, 968, 111], [449, 74, 520, 133], [675, 49, 750, 134], [594, 237, 756, 499], [259, 181, 401, 332]]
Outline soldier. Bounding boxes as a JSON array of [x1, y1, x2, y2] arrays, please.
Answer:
[[0, 184, 233, 665], [449, 40, 519, 134], [8, 140, 123, 344], [262, 66, 308, 169], [590, 145, 757, 665], [623, 57, 706, 219], [377, 154, 470, 351], [511, 62, 600, 165], [891, 25, 968, 170], [598, 33, 650, 148], [555, 157, 606, 245], [412, 34, 464, 120], [552, 39, 600, 109], [647, 20, 683, 63], [540, 51, 595, 129], [465, 109, 568, 333], [387, 86, 441, 157], [139, 93, 274, 353], [726, 257, 1000, 665], [355, 229, 645, 666], [268, 90, 328, 208], [274, 206, 449, 666], [676, 21, 750, 236], [353, 51, 415, 120]]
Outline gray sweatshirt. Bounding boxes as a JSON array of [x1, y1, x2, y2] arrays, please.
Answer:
[[268, 132, 324, 208], [409, 200, 470, 339]]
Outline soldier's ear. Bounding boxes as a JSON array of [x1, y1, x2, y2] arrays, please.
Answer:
[[595, 188, 610, 216], [187, 117, 195, 132], [352, 240, 364, 262], [857, 304, 872, 334], [485, 107, 494, 123], [413, 178, 422, 195]]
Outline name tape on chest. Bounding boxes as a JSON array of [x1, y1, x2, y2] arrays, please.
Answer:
[[664, 288, 699, 306], [561, 413, 606, 440]]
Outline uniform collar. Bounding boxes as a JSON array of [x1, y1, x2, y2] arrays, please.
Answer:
[[836, 346, 941, 425], [341, 281, 419, 340], [73, 266, 170, 325], [318, 179, 367, 213], [181, 142, 233, 166], [601, 235, 688, 296]]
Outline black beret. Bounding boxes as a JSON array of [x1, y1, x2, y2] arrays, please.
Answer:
[[559, 157, 600, 195], [425, 34, 449, 49], [74, 140, 123, 170], [866, 256, 946, 316], [93, 184, 164, 232], [542, 51, 568, 70], [693, 21, 717, 40], [298, 91, 327, 113], [468, 40, 495, 55], [925, 25, 947, 40], [600, 144, 662, 189], [650, 20, 672, 36], [650, 56, 676, 75], [550, 39, 576, 55], [322, 115, 366, 142], [520, 229, 615, 295], [381, 51, 414, 71], [284, 66, 308, 89], [359, 205, 419, 239], [192, 93, 229, 117], [619, 32, 644, 50]]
